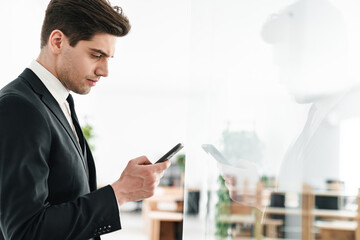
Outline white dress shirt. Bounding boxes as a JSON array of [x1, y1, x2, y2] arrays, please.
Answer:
[[28, 60, 78, 141]]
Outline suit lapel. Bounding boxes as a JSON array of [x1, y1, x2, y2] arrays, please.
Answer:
[[19, 69, 89, 175]]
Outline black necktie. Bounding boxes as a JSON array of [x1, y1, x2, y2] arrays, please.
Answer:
[[66, 94, 85, 154], [66, 95, 92, 239]]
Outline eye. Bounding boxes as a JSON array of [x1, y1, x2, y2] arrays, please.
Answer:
[[91, 54, 102, 59]]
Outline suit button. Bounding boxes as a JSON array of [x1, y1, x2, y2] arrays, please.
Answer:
[[108, 225, 112, 229]]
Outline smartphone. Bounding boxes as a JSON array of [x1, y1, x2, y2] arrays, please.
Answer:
[[202, 144, 254, 169], [155, 143, 184, 164], [201, 144, 229, 165]]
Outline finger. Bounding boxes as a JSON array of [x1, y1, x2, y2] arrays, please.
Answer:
[[133, 156, 152, 165], [224, 181, 235, 191], [159, 170, 165, 178], [154, 178, 161, 187], [151, 160, 171, 172], [222, 175, 236, 185], [161, 159, 171, 169]]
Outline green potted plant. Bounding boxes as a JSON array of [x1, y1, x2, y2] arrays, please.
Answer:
[[215, 175, 232, 238], [81, 123, 95, 152]]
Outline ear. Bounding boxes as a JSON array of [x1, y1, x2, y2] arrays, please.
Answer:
[[48, 30, 68, 55]]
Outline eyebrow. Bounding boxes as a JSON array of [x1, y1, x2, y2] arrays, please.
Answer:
[[89, 48, 113, 58]]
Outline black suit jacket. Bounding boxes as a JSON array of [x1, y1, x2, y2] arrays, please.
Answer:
[[0, 69, 121, 240]]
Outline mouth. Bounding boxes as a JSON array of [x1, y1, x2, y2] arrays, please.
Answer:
[[86, 78, 99, 87]]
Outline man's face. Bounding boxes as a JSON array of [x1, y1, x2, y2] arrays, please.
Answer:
[[56, 33, 116, 94], [261, 0, 348, 104]]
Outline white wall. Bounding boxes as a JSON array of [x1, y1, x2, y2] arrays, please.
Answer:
[[4, 0, 359, 192]]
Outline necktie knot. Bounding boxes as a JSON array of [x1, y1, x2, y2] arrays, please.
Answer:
[[66, 94, 75, 111], [66, 93, 83, 149]]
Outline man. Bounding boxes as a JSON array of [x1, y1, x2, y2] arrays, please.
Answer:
[[0, 0, 170, 239], [261, 0, 360, 239]]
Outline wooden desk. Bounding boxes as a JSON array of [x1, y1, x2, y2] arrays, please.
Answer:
[[315, 220, 357, 231], [230, 238, 283, 240], [217, 214, 283, 238], [312, 209, 356, 219], [143, 187, 184, 213], [265, 207, 357, 219], [265, 207, 301, 216], [142, 187, 184, 240], [265, 186, 360, 240], [149, 211, 183, 240], [315, 220, 357, 240], [264, 207, 358, 239]]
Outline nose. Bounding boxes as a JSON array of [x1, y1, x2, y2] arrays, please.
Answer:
[[95, 59, 109, 77]]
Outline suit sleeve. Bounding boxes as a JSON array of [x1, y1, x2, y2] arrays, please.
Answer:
[[0, 94, 121, 240]]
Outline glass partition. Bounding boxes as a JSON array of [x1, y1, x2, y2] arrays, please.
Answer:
[[183, 0, 360, 239]]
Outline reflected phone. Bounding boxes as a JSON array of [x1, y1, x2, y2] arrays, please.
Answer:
[[202, 144, 253, 169], [155, 143, 184, 164], [201, 144, 229, 165]]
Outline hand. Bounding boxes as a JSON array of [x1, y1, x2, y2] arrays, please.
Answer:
[[218, 162, 264, 210], [111, 156, 170, 205]]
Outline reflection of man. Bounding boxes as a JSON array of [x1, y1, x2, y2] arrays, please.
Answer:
[[262, 0, 349, 104], [0, 1, 169, 239], [262, 0, 360, 238], [262, 0, 360, 194], [215, 0, 360, 238]]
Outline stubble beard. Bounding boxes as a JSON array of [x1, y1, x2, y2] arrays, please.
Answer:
[[57, 68, 91, 95]]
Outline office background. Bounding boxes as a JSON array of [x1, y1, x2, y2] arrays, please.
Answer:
[[2, 0, 360, 239], [0, 0, 307, 187]]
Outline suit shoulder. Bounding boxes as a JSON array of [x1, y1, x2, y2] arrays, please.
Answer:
[[1, 72, 32, 91], [0, 73, 40, 107], [0, 79, 42, 120], [0, 85, 50, 141]]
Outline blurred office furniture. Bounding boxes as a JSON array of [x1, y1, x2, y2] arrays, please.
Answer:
[[265, 184, 360, 240], [216, 182, 284, 238], [268, 192, 286, 237], [315, 180, 344, 211], [314, 187, 360, 240], [142, 156, 185, 240], [148, 211, 183, 240], [186, 188, 200, 215], [159, 163, 183, 187], [211, 180, 360, 239], [142, 186, 184, 240], [315, 195, 339, 210]]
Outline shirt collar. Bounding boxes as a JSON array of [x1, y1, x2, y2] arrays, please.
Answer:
[[28, 60, 69, 104], [307, 93, 345, 138], [313, 93, 345, 120]]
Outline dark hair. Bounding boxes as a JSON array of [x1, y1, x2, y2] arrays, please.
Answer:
[[40, 0, 131, 48]]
